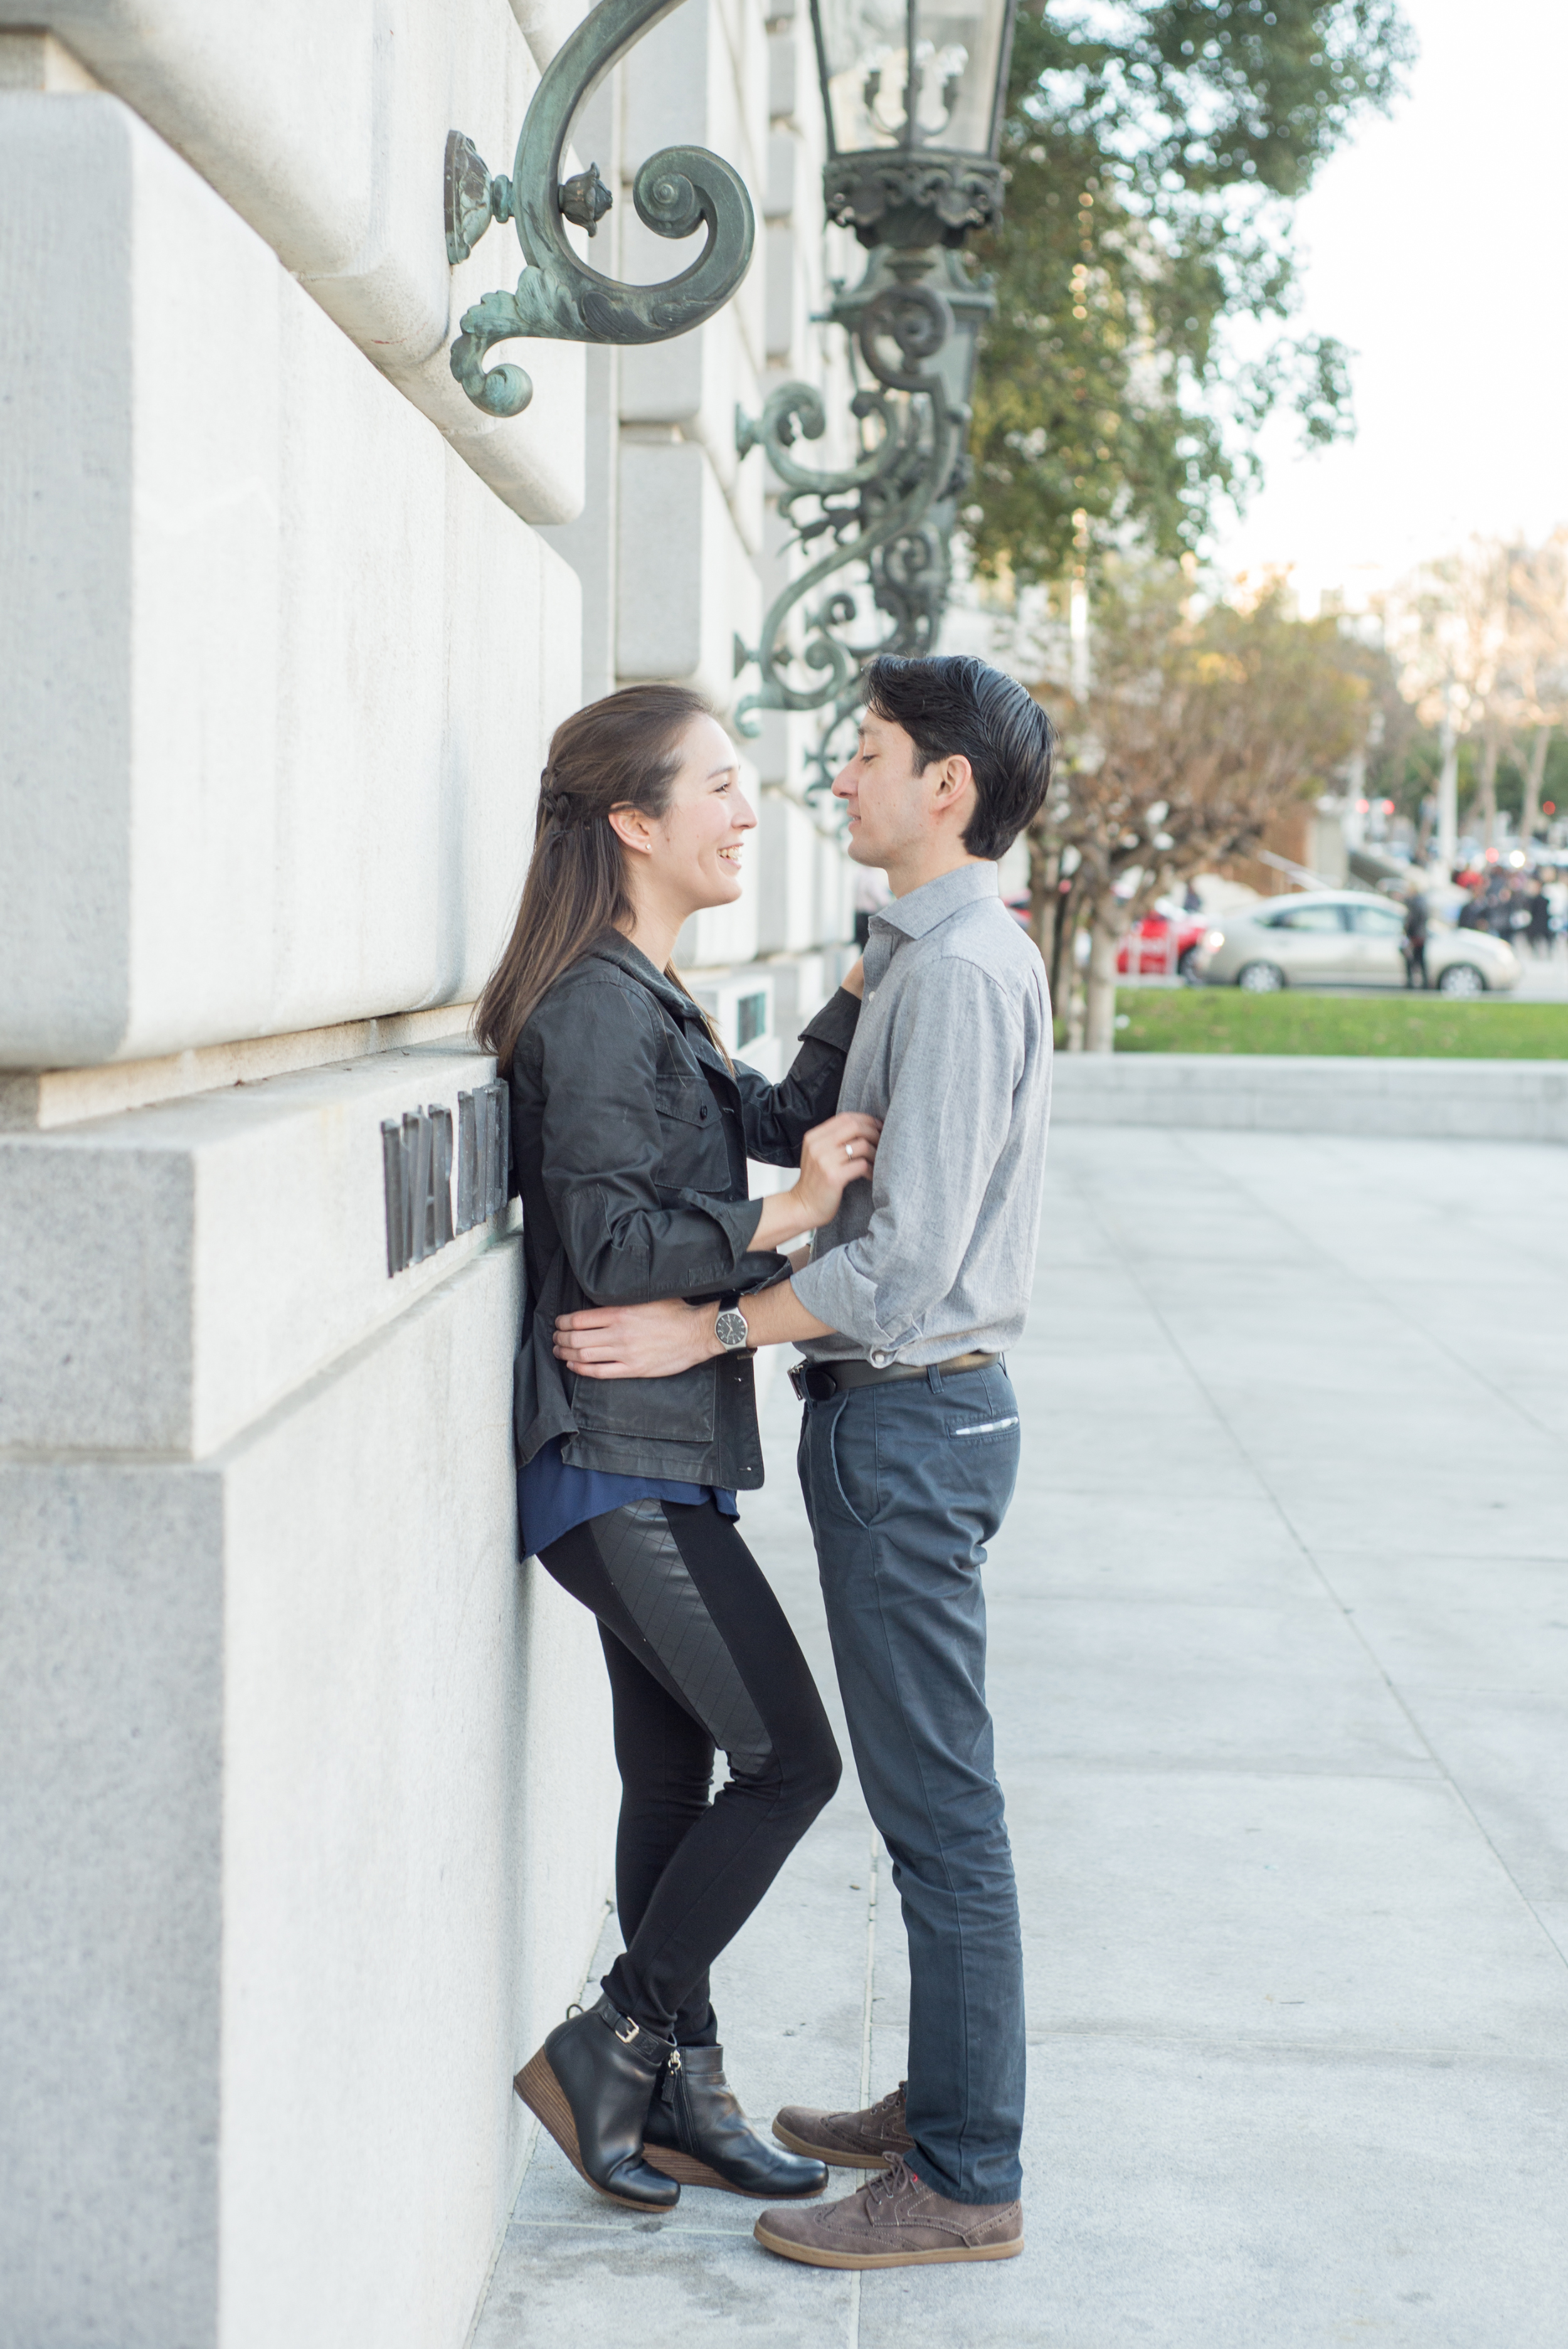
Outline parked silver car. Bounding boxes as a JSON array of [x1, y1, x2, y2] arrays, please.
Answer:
[[1190, 893, 1520, 996]]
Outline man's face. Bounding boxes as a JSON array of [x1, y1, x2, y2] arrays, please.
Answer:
[[832, 711, 942, 867]]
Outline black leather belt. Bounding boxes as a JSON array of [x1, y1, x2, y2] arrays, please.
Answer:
[[789, 1350, 1002, 1403]]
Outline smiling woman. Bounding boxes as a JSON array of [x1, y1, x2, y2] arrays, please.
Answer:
[[470, 683, 877, 2217], [475, 684, 733, 1071]]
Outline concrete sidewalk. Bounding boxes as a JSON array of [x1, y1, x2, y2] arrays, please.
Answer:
[[472, 1127, 1568, 2349]]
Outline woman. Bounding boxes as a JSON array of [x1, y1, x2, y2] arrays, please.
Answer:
[[475, 684, 876, 2215]]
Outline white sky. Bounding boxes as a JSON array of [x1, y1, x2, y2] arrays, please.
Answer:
[[1209, 0, 1568, 613]]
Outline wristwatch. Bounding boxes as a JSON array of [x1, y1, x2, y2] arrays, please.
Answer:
[[714, 1291, 752, 1353]]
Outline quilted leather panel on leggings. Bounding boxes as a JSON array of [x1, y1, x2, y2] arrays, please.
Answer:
[[590, 1500, 774, 1776]]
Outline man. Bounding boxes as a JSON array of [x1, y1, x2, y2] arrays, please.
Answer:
[[554, 653, 1055, 2267], [1402, 884, 1429, 989]]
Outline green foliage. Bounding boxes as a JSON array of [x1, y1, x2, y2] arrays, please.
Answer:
[[967, 0, 1412, 585], [1102, 987, 1568, 1057], [1080, 562, 1370, 794], [1380, 726, 1568, 829], [1041, 558, 1373, 866], [1027, 558, 1373, 1032]]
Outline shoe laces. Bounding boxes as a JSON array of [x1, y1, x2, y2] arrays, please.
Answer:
[[844, 2081, 905, 2129], [862, 2153, 918, 2217]]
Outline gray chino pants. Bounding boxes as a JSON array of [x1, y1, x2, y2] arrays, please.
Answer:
[[797, 1359, 1025, 2205]]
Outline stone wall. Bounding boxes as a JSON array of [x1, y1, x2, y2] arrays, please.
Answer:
[[0, 4, 858, 2343]]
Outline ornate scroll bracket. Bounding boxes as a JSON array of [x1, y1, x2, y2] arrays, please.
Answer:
[[444, 0, 755, 419], [733, 250, 987, 770]]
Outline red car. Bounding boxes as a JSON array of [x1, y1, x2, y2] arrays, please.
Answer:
[[1004, 898, 1206, 978], [1116, 909, 1207, 979]]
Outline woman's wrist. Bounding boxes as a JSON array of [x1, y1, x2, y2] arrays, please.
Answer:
[[751, 1186, 814, 1253]]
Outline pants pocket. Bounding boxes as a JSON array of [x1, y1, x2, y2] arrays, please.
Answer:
[[824, 1395, 873, 1530]]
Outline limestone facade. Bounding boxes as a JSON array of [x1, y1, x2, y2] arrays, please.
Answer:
[[0, 7, 854, 2342]]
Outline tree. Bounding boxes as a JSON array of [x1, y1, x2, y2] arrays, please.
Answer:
[[1024, 565, 1369, 1049], [1382, 533, 1568, 851], [1502, 533, 1568, 844], [965, 1, 1413, 586]]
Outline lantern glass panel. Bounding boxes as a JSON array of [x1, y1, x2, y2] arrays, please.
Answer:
[[815, 0, 1009, 157]]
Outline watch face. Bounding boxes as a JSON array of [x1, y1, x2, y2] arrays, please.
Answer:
[[715, 1308, 749, 1351]]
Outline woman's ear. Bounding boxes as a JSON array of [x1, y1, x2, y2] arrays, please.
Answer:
[[608, 802, 653, 857]]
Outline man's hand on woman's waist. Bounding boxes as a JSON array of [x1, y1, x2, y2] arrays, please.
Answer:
[[555, 1274, 833, 1381]]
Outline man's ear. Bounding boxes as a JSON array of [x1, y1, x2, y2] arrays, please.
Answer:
[[608, 802, 653, 857], [931, 754, 976, 820]]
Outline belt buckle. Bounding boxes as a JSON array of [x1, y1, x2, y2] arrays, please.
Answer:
[[790, 1362, 835, 1404], [788, 1363, 808, 1403]]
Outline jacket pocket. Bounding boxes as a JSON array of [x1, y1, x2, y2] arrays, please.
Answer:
[[653, 1074, 731, 1199], [569, 1358, 718, 1445], [654, 1074, 716, 1132]]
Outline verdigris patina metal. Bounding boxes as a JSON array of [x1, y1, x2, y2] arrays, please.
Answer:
[[733, 247, 990, 782], [733, 0, 1015, 779], [823, 151, 1006, 250], [443, 0, 755, 418]]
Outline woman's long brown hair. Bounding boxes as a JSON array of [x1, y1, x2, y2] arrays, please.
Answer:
[[474, 682, 721, 1074]]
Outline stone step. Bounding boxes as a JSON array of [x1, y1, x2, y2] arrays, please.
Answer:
[[1, 1039, 516, 1459]]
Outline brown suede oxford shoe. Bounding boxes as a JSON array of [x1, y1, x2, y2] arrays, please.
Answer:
[[754, 2153, 1024, 2269], [771, 2079, 914, 2170]]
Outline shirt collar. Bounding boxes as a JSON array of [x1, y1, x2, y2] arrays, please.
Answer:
[[872, 861, 1000, 943]]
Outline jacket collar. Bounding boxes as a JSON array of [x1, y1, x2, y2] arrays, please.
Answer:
[[583, 932, 734, 1078], [873, 860, 1000, 944]]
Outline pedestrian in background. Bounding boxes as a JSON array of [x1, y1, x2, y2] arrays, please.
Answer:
[[1402, 885, 1429, 989], [1526, 879, 1551, 957]]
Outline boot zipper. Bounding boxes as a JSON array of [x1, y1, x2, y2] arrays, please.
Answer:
[[670, 2049, 696, 2151]]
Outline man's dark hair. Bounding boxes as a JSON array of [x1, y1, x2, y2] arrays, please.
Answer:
[[862, 653, 1054, 861]]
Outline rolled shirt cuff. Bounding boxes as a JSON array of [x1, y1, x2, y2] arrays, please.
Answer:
[[790, 1246, 919, 1356]]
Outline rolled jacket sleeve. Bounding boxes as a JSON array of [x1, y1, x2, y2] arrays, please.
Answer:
[[533, 981, 774, 1302], [790, 958, 1023, 1350]]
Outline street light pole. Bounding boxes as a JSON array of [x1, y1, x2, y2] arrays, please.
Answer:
[[734, 0, 1018, 780], [1437, 682, 1459, 872]]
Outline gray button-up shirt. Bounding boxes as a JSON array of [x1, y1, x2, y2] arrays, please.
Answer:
[[791, 861, 1052, 1365]]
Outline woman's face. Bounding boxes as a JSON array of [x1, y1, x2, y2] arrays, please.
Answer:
[[633, 714, 756, 918]]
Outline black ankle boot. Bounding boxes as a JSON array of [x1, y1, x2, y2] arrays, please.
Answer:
[[514, 1995, 679, 2211], [642, 2044, 829, 2199]]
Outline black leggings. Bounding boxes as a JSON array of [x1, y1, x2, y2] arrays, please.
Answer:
[[539, 1497, 842, 2044]]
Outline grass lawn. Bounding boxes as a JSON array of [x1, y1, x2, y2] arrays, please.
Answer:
[[1101, 987, 1568, 1058]]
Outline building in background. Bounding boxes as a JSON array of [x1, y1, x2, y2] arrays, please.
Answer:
[[0, 7, 854, 2343]]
